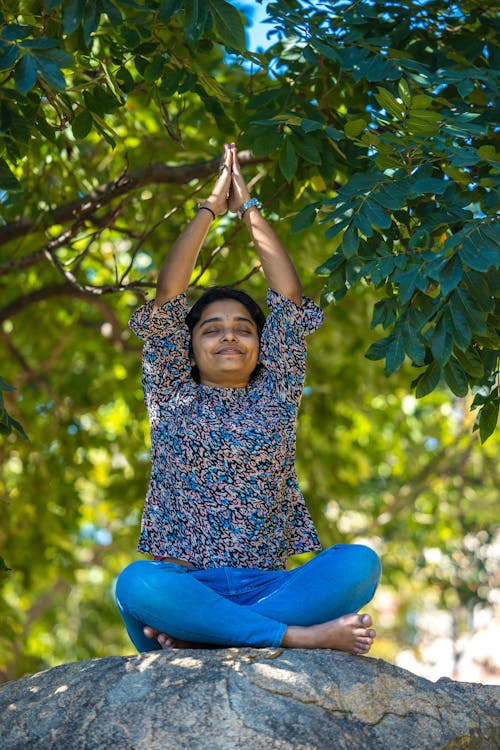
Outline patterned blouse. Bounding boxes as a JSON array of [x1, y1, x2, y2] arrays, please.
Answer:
[[129, 288, 323, 570]]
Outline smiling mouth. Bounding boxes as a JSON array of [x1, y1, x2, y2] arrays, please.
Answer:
[[216, 349, 243, 355]]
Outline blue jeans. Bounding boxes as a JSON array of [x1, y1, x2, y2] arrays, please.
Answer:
[[115, 544, 381, 651]]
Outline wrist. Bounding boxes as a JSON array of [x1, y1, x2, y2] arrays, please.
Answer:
[[237, 197, 262, 220], [197, 203, 216, 220]]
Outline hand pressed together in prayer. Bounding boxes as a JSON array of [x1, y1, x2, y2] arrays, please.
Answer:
[[200, 143, 251, 217]]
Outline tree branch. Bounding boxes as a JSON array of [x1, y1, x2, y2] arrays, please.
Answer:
[[0, 281, 152, 325], [0, 151, 267, 248]]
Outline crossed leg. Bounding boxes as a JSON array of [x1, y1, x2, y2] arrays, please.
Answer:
[[132, 545, 381, 654], [143, 613, 376, 654]]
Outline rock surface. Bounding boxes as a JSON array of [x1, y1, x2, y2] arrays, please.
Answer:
[[1, 649, 499, 749]]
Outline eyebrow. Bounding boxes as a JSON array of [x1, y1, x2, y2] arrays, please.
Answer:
[[199, 316, 256, 328]]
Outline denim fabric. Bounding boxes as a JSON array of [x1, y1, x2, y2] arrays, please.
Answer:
[[115, 544, 381, 651]]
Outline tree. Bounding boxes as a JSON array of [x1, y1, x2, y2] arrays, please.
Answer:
[[0, 0, 498, 682], [1, 0, 498, 436]]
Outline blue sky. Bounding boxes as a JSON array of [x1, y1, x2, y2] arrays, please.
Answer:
[[236, 2, 276, 52]]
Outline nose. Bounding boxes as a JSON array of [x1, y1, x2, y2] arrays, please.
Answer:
[[221, 327, 237, 341]]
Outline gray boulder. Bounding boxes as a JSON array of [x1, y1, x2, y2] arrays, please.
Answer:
[[0, 649, 499, 749]]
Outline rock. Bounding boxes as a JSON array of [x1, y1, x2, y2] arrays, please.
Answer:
[[0, 649, 499, 749]]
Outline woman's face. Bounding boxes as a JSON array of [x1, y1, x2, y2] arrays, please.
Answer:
[[191, 299, 260, 388]]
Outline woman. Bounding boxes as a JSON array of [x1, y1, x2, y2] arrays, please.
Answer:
[[115, 144, 381, 653]]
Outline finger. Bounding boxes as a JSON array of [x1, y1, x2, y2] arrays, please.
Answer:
[[230, 144, 241, 175], [213, 155, 232, 192], [223, 143, 232, 168]]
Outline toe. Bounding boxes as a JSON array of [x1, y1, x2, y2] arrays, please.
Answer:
[[359, 614, 372, 628], [157, 634, 173, 648]]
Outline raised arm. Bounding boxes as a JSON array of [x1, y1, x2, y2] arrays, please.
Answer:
[[228, 144, 302, 306], [154, 145, 233, 310]]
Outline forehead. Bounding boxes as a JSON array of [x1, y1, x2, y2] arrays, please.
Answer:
[[197, 299, 255, 323]]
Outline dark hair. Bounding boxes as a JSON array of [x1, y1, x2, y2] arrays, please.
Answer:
[[185, 286, 266, 383]]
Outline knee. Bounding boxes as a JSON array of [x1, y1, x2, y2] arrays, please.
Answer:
[[115, 560, 152, 606], [115, 560, 187, 611], [326, 543, 381, 585], [351, 544, 382, 585]]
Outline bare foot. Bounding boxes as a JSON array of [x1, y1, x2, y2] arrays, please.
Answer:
[[281, 613, 376, 655], [143, 626, 196, 649]]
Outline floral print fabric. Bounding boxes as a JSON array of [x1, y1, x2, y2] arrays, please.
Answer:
[[129, 288, 323, 570]]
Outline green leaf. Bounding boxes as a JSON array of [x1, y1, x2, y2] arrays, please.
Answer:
[[300, 118, 323, 133], [159, 69, 184, 97], [279, 138, 297, 182], [394, 265, 420, 305], [0, 158, 21, 190], [72, 110, 93, 139], [325, 126, 344, 141], [344, 118, 366, 138], [403, 325, 426, 366], [410, 178, 448, 196], [463, 270, 494, 313], [365, 334, 394, 362], [83, 1, 100, 45], [1, 24, 33, 41], [144, 54, 165, 82], [101, 0, 123, 24], [455, 288, 487, 336], [398, 78, 411, 107], [315, 252, 345, 276], [312, 38, 341, 63], [374, 87, 405, 119], [33, 54, 66, 90], [363, 199, 392, 230], [208, 0, 246, 51], [0, 43, 20, 70], [7, 414, 29, 441], [454, 348, 484, 379], [290, 134, 322, 164], [459, 238, 500, 273], [430, 317, 453, 367], [115, 66, 134, 93], [14, 54, 38, 94], [443, 358, 469, 397], [160, 0, 184, 21], [449, 296, 472, 350], [406, 116, 439, 136], [84, 86, 121, 115], [341, 225, 359, 258], [478, 400, 499, 443], [440, 255, 462, 295], [184, 0, 209, 47], [415, 361, 441, 398], [371, 298, 398, 330], [291, 203, 319, 233], [19, 37, 60, 50], [44, 0, 64, 9], [63, 0, 86, 35], [385, 333, 405, 375]]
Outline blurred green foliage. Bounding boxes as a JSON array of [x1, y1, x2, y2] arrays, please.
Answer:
[[0, 0, 498, 681]]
